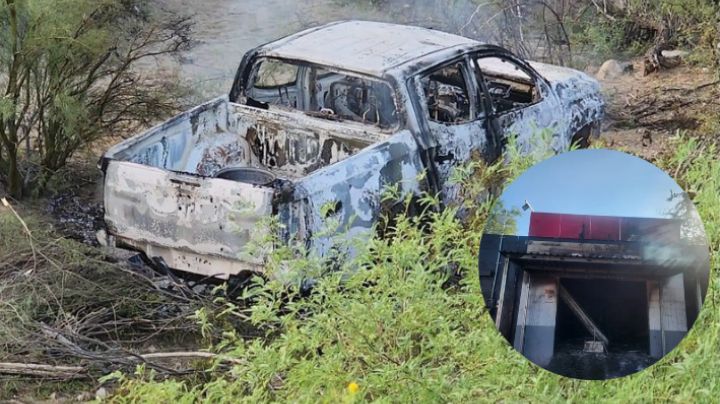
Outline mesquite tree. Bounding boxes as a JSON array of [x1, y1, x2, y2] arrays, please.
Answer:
[[0, 0, 192, 198]]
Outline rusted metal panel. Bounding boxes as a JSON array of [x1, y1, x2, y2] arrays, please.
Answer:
[[104, 161, 274, 277], [528, 212, 681, 242], [495, 61, 603, 153], [526, 240, 640, 258], [427, 118, 489, 204], [226, 103, 387, 178], [647, 274, 688, 357], [104, 97, 235, 173], [105, 96, 386, 179], [529, 61, 605, 134], [515, 273, 558, 367], [288, 129, 425, 259]]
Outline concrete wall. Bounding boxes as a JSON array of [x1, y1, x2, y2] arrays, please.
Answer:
[[648, 273, 688, 358], [514, 273, 558, 367]]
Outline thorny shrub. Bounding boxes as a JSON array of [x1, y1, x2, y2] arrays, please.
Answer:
[[0, 0, 193, 198]]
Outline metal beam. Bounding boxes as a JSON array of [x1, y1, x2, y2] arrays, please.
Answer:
[[558, 284, 610, 347], [520, 266, 675, 281]]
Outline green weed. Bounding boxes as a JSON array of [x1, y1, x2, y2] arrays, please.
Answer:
[[109, 134, 719, 402]]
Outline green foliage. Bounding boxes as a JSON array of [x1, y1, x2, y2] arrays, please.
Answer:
[[106, 365, 200, 404], [109, 133, 720, 402], [634, 0, 719, 62], [483, 201, 521, 235], [567, 15, 644, 63], [0, 0, 192, 198], [561, 0, 720, 66]]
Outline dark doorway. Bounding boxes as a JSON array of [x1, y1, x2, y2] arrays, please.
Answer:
[[548, 278, 653, 379]]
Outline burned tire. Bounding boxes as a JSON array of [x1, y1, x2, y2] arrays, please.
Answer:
[[227, 270, 268, 298], [570, 121, 601, 149]]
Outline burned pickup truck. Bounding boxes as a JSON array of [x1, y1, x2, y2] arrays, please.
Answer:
[[99, 21, 604, 278]]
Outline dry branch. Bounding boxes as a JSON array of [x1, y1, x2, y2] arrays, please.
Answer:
[[0, 210, 247, 382], [1, 197, 37, 273], [665, 80, 720, 92], [589, 0, 617, 21], [126, 351, 245, 365], [0, 351, 242, 380], [0, 362, 86, 379]]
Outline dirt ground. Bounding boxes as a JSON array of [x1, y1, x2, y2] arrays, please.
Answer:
[[598, 61, 720, 161]]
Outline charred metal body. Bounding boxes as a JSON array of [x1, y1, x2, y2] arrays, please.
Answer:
[[100, 21, 605, 279]]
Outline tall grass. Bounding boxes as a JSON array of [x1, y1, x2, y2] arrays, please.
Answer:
[[110, 134, 718, 402]]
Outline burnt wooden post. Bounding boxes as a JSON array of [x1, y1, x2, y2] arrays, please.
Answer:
[[648, 273, 688, 358], [558, 283, 609, 349], [514, 272, 558, 367], [495, 260, 521, 339]]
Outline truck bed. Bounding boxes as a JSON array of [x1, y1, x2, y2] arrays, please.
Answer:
[[101, 96, 391, 278]]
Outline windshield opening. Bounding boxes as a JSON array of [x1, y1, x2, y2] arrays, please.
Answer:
[[246, 58, 399, 129]]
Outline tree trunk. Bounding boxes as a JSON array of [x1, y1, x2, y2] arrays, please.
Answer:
[[6, 143, 22, 198]]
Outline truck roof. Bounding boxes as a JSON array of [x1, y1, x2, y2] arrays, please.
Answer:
[[258, 20, 479, 77]]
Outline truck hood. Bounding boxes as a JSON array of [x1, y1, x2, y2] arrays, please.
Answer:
[[528, 61, 601, 100]]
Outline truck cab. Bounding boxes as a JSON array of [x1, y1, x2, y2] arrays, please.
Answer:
[[230, 21, 602, 203]]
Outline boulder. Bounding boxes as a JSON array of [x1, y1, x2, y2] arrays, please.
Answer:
[[96, 387, 109, 400], [596, 59, 634, 80], [661, 49, 690, 59], [659, 49, 689, 69]]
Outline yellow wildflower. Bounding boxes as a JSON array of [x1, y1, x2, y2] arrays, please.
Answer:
[[347, 382, 360, 394]]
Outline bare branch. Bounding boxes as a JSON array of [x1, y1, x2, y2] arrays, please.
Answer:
[[1, 197, 36, 272]]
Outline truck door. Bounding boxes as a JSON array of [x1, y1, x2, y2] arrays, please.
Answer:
[[278, 129, 426, 275], [412, 58, 490, 205], [471, 53, 566, 154]]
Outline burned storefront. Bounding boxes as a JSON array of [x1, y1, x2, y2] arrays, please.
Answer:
[[479, 212, 709, 379]]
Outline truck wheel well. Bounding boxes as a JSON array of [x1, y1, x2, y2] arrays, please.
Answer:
[[227, 270, 268, 297], [571, 121, 601, 149]]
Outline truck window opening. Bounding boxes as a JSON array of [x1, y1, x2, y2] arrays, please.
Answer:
[[419, 63, 471, 124], [475, 57, 540, 114], [248, 58, 300, 108], [247, 59, 398, 129]]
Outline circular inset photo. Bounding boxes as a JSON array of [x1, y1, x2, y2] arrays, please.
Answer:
[[478, 149, 710, 380]]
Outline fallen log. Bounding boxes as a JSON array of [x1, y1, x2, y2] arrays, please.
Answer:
[[0, 362, 86, 379], [124, 351, 244, 365], [0, 351, 243, 380]]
